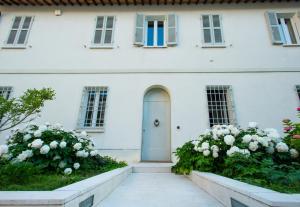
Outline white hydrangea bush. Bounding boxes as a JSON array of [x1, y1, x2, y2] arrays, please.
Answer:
[[191, 122, 299, 160], [0, 123, 100, 175]]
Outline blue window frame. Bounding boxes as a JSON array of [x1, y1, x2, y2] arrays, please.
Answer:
[[146, 19, 165, 47]]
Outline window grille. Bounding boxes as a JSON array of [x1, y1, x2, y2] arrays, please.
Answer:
[[0, 87, 13, 123], [0, 87, 13, 100], [296, 85, 300, 101], [206, 85, 236, 127], [78, 87, 108, 129], [7, 16, 33, 45]]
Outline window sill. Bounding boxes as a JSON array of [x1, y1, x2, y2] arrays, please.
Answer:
[[89, 45, 114, 49], [76, 128, 104, 133], [2, 45, 27, 49], [283, 44, 300, 47], [143, 46, 168, 48], [202, 45, 226, 48]]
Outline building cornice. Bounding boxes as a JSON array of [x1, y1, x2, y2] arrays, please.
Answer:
[[0, 68, 300, 74], [0, 0, 299, 6]]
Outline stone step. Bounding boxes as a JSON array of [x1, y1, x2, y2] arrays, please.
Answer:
[[131, 163, 174, 173]]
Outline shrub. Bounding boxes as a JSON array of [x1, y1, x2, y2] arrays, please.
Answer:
[[173, 123, 298, 175], [0, 123, 125, 175]]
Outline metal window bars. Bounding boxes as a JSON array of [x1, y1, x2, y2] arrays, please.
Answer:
[[206, 85, 236, 127], [78, 86, 108, 129]]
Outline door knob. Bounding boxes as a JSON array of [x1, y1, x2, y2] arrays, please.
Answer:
[[154, 119, 160, 127]]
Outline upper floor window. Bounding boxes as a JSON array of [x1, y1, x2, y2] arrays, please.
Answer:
[[206, 85, 236, 127], [92, 16, 115, 47], [78, 87, 108, 131], [134, 14, 177, 47], [201, 14, 225, 47], [6, 16, 33, 46], [266, 12, 300, 46]]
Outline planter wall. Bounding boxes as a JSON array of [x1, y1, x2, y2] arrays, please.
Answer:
[[189, 171, 300, 207], [0, 166, 132, 207]]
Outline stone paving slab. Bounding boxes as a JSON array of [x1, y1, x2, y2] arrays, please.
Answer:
[[98, 173, 224, 207]]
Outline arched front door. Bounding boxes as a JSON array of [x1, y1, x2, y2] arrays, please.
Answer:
[[141, 88, 171, 162]]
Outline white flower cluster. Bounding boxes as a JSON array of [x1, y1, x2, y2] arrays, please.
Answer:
[[191, 122, 299, 159], [0, 122, 100, 175], [227, 146, 250, 157]]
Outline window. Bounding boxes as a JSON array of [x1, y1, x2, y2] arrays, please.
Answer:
[[201, 15, 224, 46], [296, 85, 300, 102], [78, 87, 108, 130], [92, 16, 115, 46], [6, 16, 33, 46], [206, 85, 236, 127], [0, 87, 13, 123], [134, 14, 177, 47], [266, 12, 300, 45]]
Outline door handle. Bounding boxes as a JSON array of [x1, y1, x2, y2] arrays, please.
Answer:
[[154, 119, 160, 127]]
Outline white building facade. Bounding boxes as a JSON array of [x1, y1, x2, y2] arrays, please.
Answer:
[[0, 1, 300, 162]]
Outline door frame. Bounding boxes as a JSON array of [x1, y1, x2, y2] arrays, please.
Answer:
[[140, 85, 172, 162]]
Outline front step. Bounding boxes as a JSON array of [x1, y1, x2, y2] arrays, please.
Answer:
[[131, 163, 174, 173]]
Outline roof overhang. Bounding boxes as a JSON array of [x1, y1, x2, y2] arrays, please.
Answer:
[[0, 0, 298, 6]]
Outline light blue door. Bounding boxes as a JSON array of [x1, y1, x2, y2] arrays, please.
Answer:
[[142, 88, 171, 161]]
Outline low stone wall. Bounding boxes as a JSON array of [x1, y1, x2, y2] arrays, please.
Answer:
[[0, 166, 132, 207], [189, 171, 300, 207]]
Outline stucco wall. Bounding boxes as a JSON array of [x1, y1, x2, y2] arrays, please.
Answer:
[[0, 3, 300, 73], [0, 3, 300, 162], [0, 72, 299, 162]]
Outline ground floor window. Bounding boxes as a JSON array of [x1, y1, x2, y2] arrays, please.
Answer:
[[78, 86, 108, 129], [296, 85, 300, 102], [206, 85, 236, 127], [0, 86, 13, 123]]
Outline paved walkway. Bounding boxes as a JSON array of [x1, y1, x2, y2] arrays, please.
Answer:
[[98, 173, 224, 207]]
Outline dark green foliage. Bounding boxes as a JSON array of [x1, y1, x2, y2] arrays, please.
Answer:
[[0, 158, 126, 191]]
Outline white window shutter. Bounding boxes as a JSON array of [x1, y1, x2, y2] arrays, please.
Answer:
[[134, 14, 144, 46], [265, 11, 283, 44], [167, 14, 177, 46]]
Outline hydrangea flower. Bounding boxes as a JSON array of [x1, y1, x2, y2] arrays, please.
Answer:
[[73, 162, 80, 170], [59, 141, 67, 148], [38, 125, 48, 132], [290, 149, 299, 158], [212, 152, 219, 158], [16, 150, 33, 162], [242, 135, 252, 143], [40, 145, 50, 154], [33, 130, 42, 138], [211, 145, 219, 152], [249, 141, 259, 151], [23, 134, 32, 142], [73, 143, 82, 151], [203, 150, 210, 156], [64, 168, 72, 175], [31, 139, 44, 148], [90, 150, 98, 156], [50, 141, 58, 149], [201, 142, 209, 150], [226, 146, 240, 157], [224, 135, 235, 146], [76, 150, 89, 158], [276, 142, 289, 153], [248, 122, 258, 128]]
